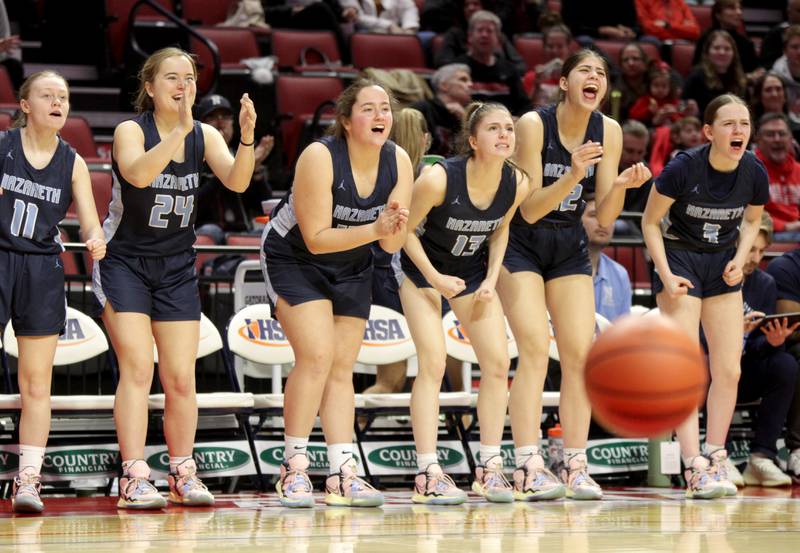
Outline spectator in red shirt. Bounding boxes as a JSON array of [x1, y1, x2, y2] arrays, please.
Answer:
[[635, 0, 700, 42], [755, 113, 800, 242]]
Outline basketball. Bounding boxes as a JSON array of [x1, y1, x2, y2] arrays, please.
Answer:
[[584, 314, 708, 438]]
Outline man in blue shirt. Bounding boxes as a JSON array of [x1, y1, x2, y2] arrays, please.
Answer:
[[581, 197, 632, 321]]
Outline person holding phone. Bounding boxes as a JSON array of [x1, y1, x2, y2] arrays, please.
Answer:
[[735, 212, 799, 487]]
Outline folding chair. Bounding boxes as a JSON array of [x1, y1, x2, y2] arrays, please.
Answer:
[[0, 307, 118, 486], [442, 310, 519, 473], [145, 313, 258, 483]]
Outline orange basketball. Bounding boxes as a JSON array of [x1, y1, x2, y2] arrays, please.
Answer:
[[584, 314, 708, 438]]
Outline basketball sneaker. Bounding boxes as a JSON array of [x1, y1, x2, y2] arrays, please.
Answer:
[[117, 461, 167, 510], [684, 455, 725, 500], [471, 455, 513, 503], [742, 455, 792, 487], [325, 459, 384, 507], [788, 449, 800, 485], [277, 454, 315, 508], [12, 470, 44, 513], [708, 449, 739, 496], [168, 459, 215, 506], [412, 465, 467, 505], [512, 454, 566, 501], [561, 454, 602, 500]]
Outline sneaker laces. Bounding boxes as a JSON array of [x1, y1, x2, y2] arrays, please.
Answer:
[[283, 466, 312, 494], [566, 459, 599, 489], [173, 465, 209, 494], [341, 471, 378, 495], [123, 476, 159, 499], [480, 464, 511, 490], [687, 462, 718, 491], [14, 473, 41, 496], [425, 471, 459, 494]]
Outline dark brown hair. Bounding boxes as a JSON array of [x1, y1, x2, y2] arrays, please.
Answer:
[[558, 49, 610, 103], [328, 78, 396, 139], [703, 93, 749, 125]]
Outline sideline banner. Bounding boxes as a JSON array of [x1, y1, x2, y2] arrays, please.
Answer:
[[256, 441, 366, 475], [0, 444, 121, 481], [145, 441, 256, 479], [361, 440, 470, 475]]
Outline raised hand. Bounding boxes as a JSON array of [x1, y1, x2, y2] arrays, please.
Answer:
[[374, 200, 409, 237], [615, 162, 652, 190], [569, 141, 604, 180], [239, 93, 257, 145], [177, 78, 196, 137]]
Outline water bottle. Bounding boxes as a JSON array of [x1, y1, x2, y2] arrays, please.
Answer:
[[547, 423, 564, 475]]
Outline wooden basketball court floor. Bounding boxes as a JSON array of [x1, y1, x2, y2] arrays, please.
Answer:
[[1, 487, 799, 552]]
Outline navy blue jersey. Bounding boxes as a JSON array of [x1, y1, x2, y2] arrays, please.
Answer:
[[656, 145, 769, 252], [512, 103, 604, 227], [104, 112, 205, 257], [405, 156, 516, 270], [0, 129, 75, 254], [267, 135, 398, 263]]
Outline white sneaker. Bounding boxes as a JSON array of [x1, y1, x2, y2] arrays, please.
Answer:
[[709, 449, 738, 496], [743, 455, 792, 487], [723, 458, 744, 488], [788, 449, 800, 485]]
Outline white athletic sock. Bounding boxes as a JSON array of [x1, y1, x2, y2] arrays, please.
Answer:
[[703, 442, 725, 456], [417, 452, 439, 473], [514, 445, 539, 468], [564, 448, 586, 465], [285, 435, 309, 462], [327, 443, 355, 474], [479, 444, 502, 466], [121, 459, 150, 479], [169, 455, 193, 474], [18, 444, 45, 475]]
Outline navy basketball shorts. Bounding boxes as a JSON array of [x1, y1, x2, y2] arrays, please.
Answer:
[[373, 264, 403, 314], [0, 249, 66, 336], [652, 247, 741, 299], [503, 222, 592, 280], [92, 250, 201, 321], [397, 252, 486, 298], [261, 231, 374, 319], [766, 248, 800, 303]]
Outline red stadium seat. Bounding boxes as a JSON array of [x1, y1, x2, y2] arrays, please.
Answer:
[[595, 39, 660, 66], [59, 229, 81, 275], [0, 66, 16, 109], [190, 26, 261, 93], [670, 41, 696, 77], [194, 233, 219, 274], [603, 246, 651, 290], [689, 5, 711, 31], [0, 111, 11, 130], [60, 117, 103, 163], [350, 33, 431, 73], [514, 35, 544, 70], [104, 0, 175, 68], [275, 74, 343, 169], [182, 0, 237, 26], [65, 171, 112, 223], [271, 29, 349, 74], [226, 234, 261, 260]]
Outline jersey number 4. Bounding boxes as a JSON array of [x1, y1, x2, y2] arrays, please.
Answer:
[[702, 222, 721, 244], [10, 199, 38, 239], [149, 194, 194, 229]]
